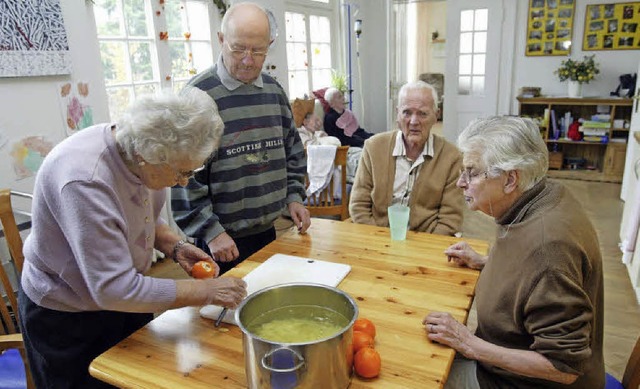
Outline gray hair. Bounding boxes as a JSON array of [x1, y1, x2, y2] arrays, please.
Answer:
[[324, 87, 342, 104], [398, 81, 439, 112], [221, 2, 276, 41], [457, 116, 548, 191], [115, 87, 224, 165]]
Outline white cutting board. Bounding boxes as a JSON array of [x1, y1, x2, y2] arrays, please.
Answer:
[[200, 254, 351, 325]]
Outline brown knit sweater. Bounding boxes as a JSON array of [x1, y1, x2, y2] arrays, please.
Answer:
[[475, 179, 604, 388], [349, 131, 464, 236]]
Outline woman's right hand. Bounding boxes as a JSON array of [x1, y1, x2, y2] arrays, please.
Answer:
[[444, 241, 487, 270], [203, 277, 247, 309]]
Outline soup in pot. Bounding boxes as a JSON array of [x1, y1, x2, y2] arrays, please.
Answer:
[[246, 305, 349, 343]]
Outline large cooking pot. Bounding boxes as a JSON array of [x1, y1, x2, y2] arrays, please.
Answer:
[[236, 283, 358, 389]]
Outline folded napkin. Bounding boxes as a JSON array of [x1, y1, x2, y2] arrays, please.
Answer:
[[306, 145, 337, 198], [336, 109, 359, 136]]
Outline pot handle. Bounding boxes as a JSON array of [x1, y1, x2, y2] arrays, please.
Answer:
[[261, 347, 305, 373]]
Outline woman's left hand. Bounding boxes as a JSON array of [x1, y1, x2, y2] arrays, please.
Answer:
[[175, 242, 220, 277], [423, 311, 476, 359]]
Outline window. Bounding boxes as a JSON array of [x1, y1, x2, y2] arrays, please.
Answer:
[[92, 0, 214, 120], [458, 9, 487, 96], [284, 1, 335, 99]]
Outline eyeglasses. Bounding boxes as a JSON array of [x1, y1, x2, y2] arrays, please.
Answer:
[[172, 164, 206, 180], [225, 42, 268, 60], [458, 168, 487, 184]]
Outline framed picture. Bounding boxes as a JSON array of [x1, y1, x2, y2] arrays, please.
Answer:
[[526, 0, 575, 56], [583, 2, 640, 51], [0, 0, 71, 77]]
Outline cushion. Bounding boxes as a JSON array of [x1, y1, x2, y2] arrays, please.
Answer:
[[292, 98, 316, 128], [312, 88, 330, 113]]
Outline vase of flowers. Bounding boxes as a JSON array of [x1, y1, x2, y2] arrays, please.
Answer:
[[554, 55, 600, 98]]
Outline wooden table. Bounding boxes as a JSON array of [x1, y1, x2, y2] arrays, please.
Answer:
[[90, 219, 488, 388]]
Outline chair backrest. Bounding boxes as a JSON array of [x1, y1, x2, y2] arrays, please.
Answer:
[[0, 188, 35, 388], [305, 146, 350, 220], [623, 335, 640, 389]]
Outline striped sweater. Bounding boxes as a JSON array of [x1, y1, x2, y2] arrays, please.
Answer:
[[171, 61, 306, 241]]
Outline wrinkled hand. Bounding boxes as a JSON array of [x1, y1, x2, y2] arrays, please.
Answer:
[[288, 202, 311, 233], [203, 277, 247, 309], [175, 242, 220, 277], [208, 232, 239, 262], [444, 241, 486, 270], [423, 312, 475, 359]]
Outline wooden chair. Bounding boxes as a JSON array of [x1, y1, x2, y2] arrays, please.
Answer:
[[606, 335, 640, 389], [0, 188, 35, 389], [305, 146, 350, 221]]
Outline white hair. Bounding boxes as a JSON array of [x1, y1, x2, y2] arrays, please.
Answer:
[[324, 87, 342, 105], [397, 81, 439, 112], [457, 116, 548, 191], [115, 87, 224, 165]]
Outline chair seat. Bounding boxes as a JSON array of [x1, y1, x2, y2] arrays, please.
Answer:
[[605, 372, 624, 389], [0, 349, 27, 389]]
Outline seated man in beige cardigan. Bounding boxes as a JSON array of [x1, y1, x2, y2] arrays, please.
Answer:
[[349, 80, 463, 236]]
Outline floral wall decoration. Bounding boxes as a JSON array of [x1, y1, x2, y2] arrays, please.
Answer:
[[58, 82, 94, 136]]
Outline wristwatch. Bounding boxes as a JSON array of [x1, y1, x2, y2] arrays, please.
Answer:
[[172, 240, 188, 263]]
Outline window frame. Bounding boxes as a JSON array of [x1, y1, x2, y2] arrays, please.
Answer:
[[284, 0, 340, 98], [92, 0, 216, 120]]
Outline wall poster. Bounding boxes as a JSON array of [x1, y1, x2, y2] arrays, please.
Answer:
[[0, 0, 71, 77], [583, 2, 640, 51], [525, 0, 576, 56]]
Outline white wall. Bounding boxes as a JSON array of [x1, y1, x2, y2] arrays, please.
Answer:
[[511, 0, 639, 113], [347, 0, 389, 133], [0, 1, 109, 208]]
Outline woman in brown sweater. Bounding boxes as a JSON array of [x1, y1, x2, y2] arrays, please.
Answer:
[[423, 116, 604, 388]]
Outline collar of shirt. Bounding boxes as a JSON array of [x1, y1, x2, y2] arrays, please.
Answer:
[[392, 130, 434, 161], [215, 54, 264, 90]]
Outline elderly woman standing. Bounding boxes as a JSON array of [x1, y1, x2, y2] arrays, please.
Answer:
[[423, 116, 604, 388], [18, 88, 247, 388]]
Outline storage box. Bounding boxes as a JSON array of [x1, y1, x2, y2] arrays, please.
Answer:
[[548, 151, 563, 170]]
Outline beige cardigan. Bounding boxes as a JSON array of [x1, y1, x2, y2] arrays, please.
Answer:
[[349, 131, 464, 236]]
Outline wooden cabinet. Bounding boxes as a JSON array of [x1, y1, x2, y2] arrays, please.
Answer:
[[517, 96, 633, 183]]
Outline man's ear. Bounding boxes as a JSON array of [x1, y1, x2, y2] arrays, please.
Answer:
[[504, 170, 519, 194], [217, 32, 224, 45]]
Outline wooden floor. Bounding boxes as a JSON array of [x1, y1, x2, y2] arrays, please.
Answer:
[[150, 178, 639, 380]]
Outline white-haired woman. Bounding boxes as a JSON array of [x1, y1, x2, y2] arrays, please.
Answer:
[[323, 87, 373, 147], [18, 88, 247, 388], [423, 116, 604, 388]]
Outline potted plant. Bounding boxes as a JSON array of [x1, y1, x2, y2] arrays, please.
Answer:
[[554, 55, 600, 98]]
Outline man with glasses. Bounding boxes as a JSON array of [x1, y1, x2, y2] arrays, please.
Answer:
[[349, 80, 463, 236], [172, 2, 310, 275]]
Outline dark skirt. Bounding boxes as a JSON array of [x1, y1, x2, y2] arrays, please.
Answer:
[[18, 290, 153, 389]]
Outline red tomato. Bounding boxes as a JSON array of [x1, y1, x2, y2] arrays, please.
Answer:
[[354, 347, 381, 378], [352, 330, 374, 352], [192, 260, 216, 279], [353, 318, 376, 339]]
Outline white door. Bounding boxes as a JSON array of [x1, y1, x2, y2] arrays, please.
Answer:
[[443, 0, 505, 143], [621, 60, 640, 201]]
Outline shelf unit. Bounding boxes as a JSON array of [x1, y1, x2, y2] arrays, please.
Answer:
[[517, 96, 633, 183]]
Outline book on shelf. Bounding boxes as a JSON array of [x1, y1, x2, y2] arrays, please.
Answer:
[[581, 120, 611, 128], [550, 110, 559, 139], [582, 135, 609, 143], [579, 127, 608, 136]]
